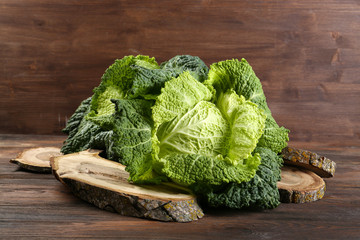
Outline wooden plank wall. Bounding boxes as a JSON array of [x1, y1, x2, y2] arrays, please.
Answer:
[[1, 0, 359, 149]]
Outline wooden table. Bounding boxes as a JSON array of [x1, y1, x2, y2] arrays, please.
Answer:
[[1, 134, 359, 239]]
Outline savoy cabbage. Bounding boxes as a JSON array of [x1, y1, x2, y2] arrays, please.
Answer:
[[61, 54, 289, 210]]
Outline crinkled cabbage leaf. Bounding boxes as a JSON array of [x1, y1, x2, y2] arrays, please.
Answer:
[[204, 59, 289, 153], [90, 55, 159, 117], [159, 153, 261, 186], [193, 147, 282, 209], [128, 55, 209, 99], [160, 55, 209, 82]]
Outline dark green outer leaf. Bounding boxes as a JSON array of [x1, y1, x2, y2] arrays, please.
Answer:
[[192, 147, 282, 210], [62, 97, 92, 135], [160, 55, 209, 82], [127, 66, 178, 99]]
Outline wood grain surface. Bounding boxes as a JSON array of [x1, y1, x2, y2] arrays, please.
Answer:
[[1, 0, 359, 151], [1, 134, 359, 239]]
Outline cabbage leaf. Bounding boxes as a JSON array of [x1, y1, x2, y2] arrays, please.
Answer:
[[152, 71, 213, 127], [128, 55, 209, 99], [160, 55, 209, 82], [204, 59, 289, 153], [156, 101, 229, 158], [216, 90, 266, 164], [159, 153, 261, 186], [194, 147, 283, 209], [90, 55, 159, 117]]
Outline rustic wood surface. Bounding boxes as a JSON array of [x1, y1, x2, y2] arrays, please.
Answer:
[[0, 134, 359, 239], [1, 0, 360, 152]]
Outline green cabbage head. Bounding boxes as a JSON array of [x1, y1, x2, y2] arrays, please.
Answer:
[[61, 55, 289, 209]]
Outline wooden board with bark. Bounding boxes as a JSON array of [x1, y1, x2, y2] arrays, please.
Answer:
[[282, 146, 336, 178], [50, 150, 204, 222], [278, 166, 326, 203], [10, 147, 62, 173]]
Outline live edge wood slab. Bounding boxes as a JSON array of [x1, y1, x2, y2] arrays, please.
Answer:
[[1, 134, 360, 239], [51, 150, 204, 222]]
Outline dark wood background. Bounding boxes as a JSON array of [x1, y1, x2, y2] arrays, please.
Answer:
[[1, 0, 359, 149]]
